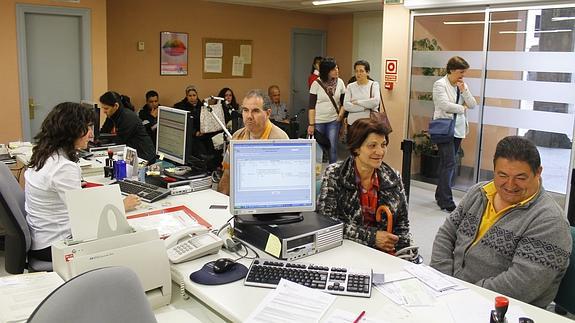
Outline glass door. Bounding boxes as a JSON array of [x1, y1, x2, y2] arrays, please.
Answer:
[[482, 6, 575, 202], [409, 12, 485, 191]]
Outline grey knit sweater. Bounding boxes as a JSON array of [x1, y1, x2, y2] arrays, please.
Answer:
[[431, 181, 572, 307]]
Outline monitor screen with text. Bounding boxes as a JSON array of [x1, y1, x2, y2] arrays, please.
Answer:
[[229, 139, 316, 215], [156, 106, 188, 165]]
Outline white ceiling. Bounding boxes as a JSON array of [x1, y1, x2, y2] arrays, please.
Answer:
[[203, 0, 383, 15]]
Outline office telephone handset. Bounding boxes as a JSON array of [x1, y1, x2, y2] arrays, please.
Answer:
[[165, 227, 224, 264]]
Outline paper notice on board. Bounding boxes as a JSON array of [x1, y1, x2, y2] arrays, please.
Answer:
[[232, 56, 244, 76], [204, 58, 222, 73], [205, 42, 223, 57], [240, 44, 252, 64]]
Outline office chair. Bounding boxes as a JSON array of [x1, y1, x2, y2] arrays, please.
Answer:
[[554, 226, 575, 315], [0, 162, 52, 274], [28, 266, 157, 323]]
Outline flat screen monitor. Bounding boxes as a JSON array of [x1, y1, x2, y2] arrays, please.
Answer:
[[229, 139, 316, 221], [156, 106, 188, 165], [80, 100, 100, 142]]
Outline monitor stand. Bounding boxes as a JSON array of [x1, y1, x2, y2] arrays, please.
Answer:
[[234, 213, 304, 226]]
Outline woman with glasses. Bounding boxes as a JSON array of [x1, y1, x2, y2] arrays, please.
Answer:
[[317, 117, 416, 258], [25, 102, 140, 262]]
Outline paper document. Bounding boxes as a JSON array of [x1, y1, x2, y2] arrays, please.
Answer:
[[446, 289, 527, 323], [0, 272, 65, 323], [373, 277, 435, 307], [324, 309, 389, 323], [404, 264, 456, 292], [246, 279, 335, 323], [127, 205, 212, 239]]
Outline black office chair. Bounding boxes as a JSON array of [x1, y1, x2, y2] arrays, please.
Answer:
[[0, 162, 52, 274], [554, 226, 575, 315]]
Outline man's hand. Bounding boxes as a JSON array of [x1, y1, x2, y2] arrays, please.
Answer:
[[123, 194, 141, 211], [375, 231, 399, 253]]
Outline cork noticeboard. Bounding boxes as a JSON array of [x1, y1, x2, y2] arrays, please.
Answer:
[[202, 38, 253, 79]]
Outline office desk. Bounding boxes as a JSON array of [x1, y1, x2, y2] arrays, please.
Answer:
[[123, 188, 572, 323]]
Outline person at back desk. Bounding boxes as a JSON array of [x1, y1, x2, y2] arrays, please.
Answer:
[[99, 91, 156, 163], [139, 90, 159, 146], [25, 102, 140, 262], [217, 89, 288, 196], [430, 136, 572, 307]]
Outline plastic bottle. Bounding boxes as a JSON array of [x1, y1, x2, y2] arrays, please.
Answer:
[[115, 152, 127, 181]]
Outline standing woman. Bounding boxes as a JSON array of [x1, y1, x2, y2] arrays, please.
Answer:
[[307, 57, 346, 164], [432, 56, 477, 211], [25, 102, 140, 261], [217, 87, 239, 131], [99, 91, 156, 163], [344, 60, 380, 126], [307, 56, 323, 88]]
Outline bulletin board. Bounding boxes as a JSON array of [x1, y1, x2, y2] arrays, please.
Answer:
[[202, 38, 253, 79]]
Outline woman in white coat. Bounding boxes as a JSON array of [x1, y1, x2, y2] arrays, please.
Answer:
[[432, 56, 477, 212]]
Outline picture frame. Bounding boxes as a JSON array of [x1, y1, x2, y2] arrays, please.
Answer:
[[160, 31, 188, 75]]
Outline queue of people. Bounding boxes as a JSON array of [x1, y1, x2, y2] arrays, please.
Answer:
[[21, 55, 573, 311]]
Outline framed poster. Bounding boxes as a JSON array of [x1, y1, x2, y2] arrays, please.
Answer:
[[160, 32, 188, 75]]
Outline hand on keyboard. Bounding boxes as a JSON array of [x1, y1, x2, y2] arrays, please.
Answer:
[[123, 194, 141, 211]]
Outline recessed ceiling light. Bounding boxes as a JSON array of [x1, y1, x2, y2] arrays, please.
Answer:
[[499, 29, 572, 34], [443, 19, 521, 25], [552, 17, 575, 21], [311, 0, 364, 5]]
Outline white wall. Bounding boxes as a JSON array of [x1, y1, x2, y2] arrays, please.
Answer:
[[353, 11, 383, 82]]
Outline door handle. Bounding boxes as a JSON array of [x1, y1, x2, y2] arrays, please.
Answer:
[[28, 98, 38, 119]]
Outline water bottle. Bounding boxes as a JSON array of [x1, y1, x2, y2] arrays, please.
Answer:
[[115, 152, 127, 181]]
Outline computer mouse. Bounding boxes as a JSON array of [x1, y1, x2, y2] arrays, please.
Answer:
[[212, 258, 236, 274]]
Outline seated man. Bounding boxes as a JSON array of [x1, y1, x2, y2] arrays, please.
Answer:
[[217, 89, 289, 195], [267, 85, 289, 123], [139, 90, 159, 145], [430, 136, 572, 308]]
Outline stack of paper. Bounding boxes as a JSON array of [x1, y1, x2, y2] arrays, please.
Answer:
[[0, 272, 65, 323]]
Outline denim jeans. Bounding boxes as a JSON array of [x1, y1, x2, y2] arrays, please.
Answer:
[[435, 137, 462, 208], [315, 120, 340, 164]]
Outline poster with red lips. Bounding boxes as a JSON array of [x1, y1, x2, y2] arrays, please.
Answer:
[[160, 32, 188, 75]]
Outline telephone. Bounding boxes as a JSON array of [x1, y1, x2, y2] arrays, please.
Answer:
[[165, 227, 223, 264]]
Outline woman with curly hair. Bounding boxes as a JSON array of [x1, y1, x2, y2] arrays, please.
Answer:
[[25, 102, 140, 262]]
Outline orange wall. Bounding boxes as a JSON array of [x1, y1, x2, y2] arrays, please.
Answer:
[[106, 0, 353, 111], [0, 0, 107, 144]]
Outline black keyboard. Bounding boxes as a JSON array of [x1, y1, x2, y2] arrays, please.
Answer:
[[113, 179, 170, 203], [244, 258, 372, 298]]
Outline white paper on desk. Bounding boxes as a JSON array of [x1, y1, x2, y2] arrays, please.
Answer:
[[324, 309, 389, 323], [444, 289, 528, 323], [127, 209, 202, 238], [404, 264, 456, 292], [374, 278, 435, 307], [0, 272, 64, 323], [245, 279, 336, 323]]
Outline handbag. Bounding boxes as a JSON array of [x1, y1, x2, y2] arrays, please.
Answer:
[[200, 103, 225, 134], [428, 87, 460, 144], [313, 129, 331, 150], [369, 82, 393, 133], [428, 115, 456, 144]]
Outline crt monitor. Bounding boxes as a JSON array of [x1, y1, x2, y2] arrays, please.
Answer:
[[80, 100, 100, 142], [156, 106, 189, 165], [229, 139, 316, 224]]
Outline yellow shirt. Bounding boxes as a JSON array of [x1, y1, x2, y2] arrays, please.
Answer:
[[472, 181, 538, 245]]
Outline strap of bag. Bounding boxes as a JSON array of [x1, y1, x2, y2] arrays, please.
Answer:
[[456, 87, 461, 104], [316, 79, 340, 114]]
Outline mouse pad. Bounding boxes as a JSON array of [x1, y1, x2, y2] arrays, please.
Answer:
[[190, 261, 248, 285]]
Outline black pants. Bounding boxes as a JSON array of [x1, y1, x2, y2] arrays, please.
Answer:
[[435, 137, 462, 209], [29, 246, 52, 262]]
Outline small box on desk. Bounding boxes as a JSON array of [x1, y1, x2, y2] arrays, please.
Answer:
[[234, 212, 343, 261]]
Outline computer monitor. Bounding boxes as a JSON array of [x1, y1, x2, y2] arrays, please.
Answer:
[[156, 106, 189, 165], [80, 100, 100, 143], [229, 139, 316, 224]]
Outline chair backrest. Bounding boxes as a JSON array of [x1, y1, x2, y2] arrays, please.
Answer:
[[554, 226, 575, 314], [28, 266, 157, 323], [0, 162, 31, 274]]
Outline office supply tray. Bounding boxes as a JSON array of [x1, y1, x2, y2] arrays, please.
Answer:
[[244, 258, 372, 298]]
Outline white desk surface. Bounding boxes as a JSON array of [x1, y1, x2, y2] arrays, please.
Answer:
[[118, 187, 572, 323]]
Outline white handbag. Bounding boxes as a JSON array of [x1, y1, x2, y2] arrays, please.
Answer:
[[200, 103, 225, 134]]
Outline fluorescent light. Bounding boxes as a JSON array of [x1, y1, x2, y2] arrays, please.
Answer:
[[443, 19, 521, 25], [312, 0, 364, 5], [499, 29, 572, 34], [552, 17, 575, 21]]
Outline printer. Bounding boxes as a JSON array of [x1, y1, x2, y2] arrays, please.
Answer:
[[52, 186, 172, 309]]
